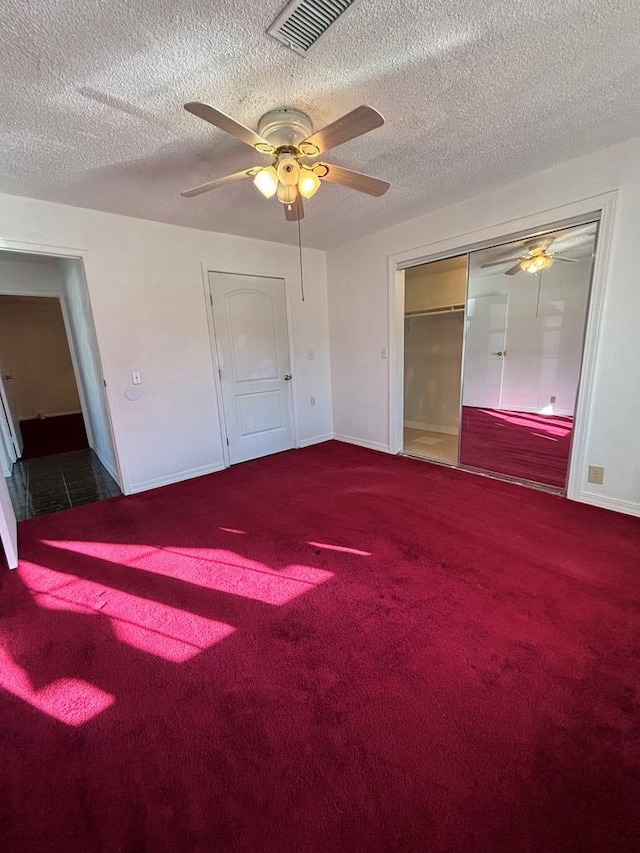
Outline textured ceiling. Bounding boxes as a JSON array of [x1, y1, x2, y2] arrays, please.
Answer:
[[1, 0, 639, 249]]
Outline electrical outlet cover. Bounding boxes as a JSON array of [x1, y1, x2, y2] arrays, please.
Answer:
[[587, 465, 604, 485]]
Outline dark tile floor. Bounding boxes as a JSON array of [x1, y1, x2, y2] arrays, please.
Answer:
[[6, 449, 121, 521]]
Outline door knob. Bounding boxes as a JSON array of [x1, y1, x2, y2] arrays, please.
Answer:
[[3, 374, 13, 380], [491, 351, 506, 357], [284, 374, 292, 381]]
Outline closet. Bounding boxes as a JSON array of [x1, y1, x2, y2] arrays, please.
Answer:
[[403, 256, 467, 464], [402, 219, 598, 492]]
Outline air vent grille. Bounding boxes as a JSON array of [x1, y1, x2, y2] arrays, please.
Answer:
[[267, 0, 363, 55]]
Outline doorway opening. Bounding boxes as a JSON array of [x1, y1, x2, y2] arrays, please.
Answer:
[[398, 218, 599, 493], [403, 256, 467, 465], [0, 295, 89, 458], [0, 251, 121, 520]]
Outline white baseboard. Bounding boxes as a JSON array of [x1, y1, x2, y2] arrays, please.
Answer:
[[125, 461, 226, 495], [574, 490, 640, 518], [298, 433, 333, 448], [485, 405, 574, 417], [333, 433, 392, 454], [404, 420, 459, 436]]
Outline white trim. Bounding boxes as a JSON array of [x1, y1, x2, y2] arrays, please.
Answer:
[[58, 258, 124, 487], [565, 195, 618, 501], [388, 190, 618, 503], [333, 433, 392, 454], [298, 433, 333, 448], [0, 238, 88, 258], [0, 473, 18, 569], [126, 462, 226, 495], [388, 264, 405, 454], [201, 266, 231, 469], [573, 491, 640, 518], [57, 290, 95, 450], [478, 405, 574, 417]]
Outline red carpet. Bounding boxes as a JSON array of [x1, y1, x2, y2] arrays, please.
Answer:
[[1, 441, 639, 852], [19, 413, 89, 459], [460, 406, 573, 488]]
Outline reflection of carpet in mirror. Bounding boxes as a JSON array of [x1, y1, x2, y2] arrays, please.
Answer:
[[459, 407, 573, 489]]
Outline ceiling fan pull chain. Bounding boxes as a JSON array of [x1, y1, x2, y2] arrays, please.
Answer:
[[297, 211, 305, 303]]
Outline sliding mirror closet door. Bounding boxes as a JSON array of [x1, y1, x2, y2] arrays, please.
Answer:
[[459, 221, 598, 490], [403, 256, 467, 464]]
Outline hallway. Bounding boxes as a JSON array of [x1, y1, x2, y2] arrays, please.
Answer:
[[6, 449, 120, 520]]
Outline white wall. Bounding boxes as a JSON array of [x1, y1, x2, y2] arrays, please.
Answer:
[[327, 135, 640, 517], [0, 194, 332, 494], [0, 296, 81, 419], [58, 258, 118, 479], [404, 314, 463, 433]]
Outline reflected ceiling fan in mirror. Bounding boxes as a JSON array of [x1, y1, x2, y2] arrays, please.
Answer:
[[180, 102, 390, 220], [481, 238, 581, 276]]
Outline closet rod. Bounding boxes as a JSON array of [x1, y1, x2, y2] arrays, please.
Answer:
[[405, 304, 465, 318]]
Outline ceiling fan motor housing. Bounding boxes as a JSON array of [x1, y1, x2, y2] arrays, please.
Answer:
[[257, 108, 313, 148]]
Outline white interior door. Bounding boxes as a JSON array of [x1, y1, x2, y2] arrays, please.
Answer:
[[0, 470, 18, 569], [0, 371, 22, 458], [462, 294, 508, 408], [209, 272, 295, 465]]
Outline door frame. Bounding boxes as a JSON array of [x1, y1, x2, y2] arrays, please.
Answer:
[[202, 265, 300, 469], [0, 239, 124, 488], [0, 369, 22, 459], [388, 190, 618, 502]]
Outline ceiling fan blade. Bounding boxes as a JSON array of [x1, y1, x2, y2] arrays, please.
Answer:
[[505, 262, 523, 276], [284, 196, 304, 221], [302, 106, 384, 155], [318, 163, 389, 196], [181, 168, 259, 198], [184, 103, 274, 153], [554, 256, 580, 263], [480, 258, 522, 269]]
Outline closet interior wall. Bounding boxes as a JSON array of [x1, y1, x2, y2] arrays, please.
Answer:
[[403, 256, 467, 464]]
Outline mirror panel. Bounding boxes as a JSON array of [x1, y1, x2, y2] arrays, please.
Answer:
[[459, 221, 598, 489]]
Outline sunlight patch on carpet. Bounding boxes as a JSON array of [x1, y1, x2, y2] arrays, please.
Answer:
[[0, 644, 114, 726], [36, 541, 334, 606]]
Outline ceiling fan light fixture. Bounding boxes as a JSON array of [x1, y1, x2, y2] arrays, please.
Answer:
[[253, 166, 279, 198], [277, 153, 300, 187], [277, 182, 298, 204], [298, 167, 321, 199], [520, 253, 554, 274]]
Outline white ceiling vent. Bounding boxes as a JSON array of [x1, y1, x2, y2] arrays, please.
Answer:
[[267, 0, 364, 56]]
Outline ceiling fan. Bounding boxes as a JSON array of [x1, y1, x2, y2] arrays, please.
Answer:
[[481, 238, 581, 276], [180, 102, 390, 220]]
